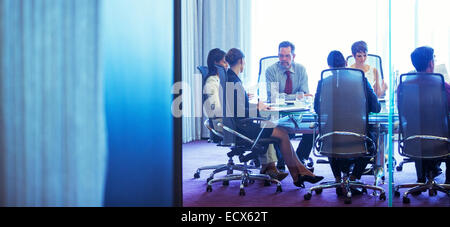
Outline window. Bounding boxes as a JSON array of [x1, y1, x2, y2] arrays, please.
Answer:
[[250, 0, 389, 93]]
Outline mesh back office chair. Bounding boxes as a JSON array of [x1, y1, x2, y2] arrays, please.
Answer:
[[303, 68, 386, 204], [194, 66, 261, 183], [346, 54, 384, 80], [257, 56, 279, 102], [346, 54, 394, 175], [205, 65, 283, 196], [394, 73, 450, 203]]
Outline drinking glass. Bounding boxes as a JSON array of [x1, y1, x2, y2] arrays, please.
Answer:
[[296, 91, 304, 104], [276, 93, 286, 104]]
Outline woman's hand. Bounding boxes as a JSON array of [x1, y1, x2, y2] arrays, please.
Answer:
[[381, 80, 388, 92], [257, 101, 271, 111], [247, 93, 255, 100]]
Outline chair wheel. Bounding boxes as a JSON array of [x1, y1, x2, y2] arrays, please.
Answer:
[[276, 185, 282, 193], [206, 177, 213, 184], [344, 197, 352, 204], [222, 180, 229, 186], [379, 193, 386, 201], [304, 193, 312, 200], [315, 188, 323, 194], [264, 180, 271, 187], [206, 185, 212, 192], [396, 166, 403, 171], [403, 197, 410, 204], [362, 188, 368, 194], [307, 158, 314, 168], [429, 189, 437, 196], [394, 191, 400, 197], [239, 189, 246, 196], [194, 172, 200, 179]]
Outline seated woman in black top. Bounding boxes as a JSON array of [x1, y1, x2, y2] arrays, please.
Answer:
[[314, 50, 380, 193], [225, 48, 323, 187]]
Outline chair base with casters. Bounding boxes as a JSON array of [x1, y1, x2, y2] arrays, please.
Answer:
[[393, 135, 450, 204], [304, 175, 386, 204], [395, 157, 414, 171], [204, 121, 284, 196], [205, 146, 283, 196], [194, 148, 260, 183], [194, 119, 262, 181], [394, 172, 450, 204], [305, 131, 387, 204]]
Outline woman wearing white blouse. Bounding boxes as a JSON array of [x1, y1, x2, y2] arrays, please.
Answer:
[[203, 49, 228, 133], [350, 41, 388, 98]]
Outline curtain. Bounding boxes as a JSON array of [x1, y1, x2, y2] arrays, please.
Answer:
[[392, 0, 450, 80], [181, 0, 252, 143], [0, 0, 106, 207]]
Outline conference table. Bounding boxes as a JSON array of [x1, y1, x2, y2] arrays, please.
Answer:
[[260, 99, 398, 189]]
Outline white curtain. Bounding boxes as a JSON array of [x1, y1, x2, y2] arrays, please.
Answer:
[[181, 0, 252, 143], [250, 0, 391, 94], [392, 0, 450, 81], [0, 0, 107, 207]]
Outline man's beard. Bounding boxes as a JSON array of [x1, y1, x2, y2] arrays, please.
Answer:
[[280, 61, 291, 70]]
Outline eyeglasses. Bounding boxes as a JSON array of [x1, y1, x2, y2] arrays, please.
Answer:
[[278, 54, 292, 58]]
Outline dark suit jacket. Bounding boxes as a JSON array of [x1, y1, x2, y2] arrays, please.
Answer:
[[226, 69, 258, 119], [445, 82, 450, 108], [314, 76, 381, 114]]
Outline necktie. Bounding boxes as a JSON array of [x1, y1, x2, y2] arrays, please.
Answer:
[[285, 71, 293, 94]]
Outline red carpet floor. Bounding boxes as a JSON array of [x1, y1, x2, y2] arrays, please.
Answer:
[[183, 140, 450, 207]]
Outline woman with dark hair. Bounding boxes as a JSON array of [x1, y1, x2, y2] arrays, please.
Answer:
[[224, 48, 323, 187], [203, 48, 228, 132], [350, 41, 387, 97]]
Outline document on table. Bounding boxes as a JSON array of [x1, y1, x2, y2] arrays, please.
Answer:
[[267, 105, 309, 112]]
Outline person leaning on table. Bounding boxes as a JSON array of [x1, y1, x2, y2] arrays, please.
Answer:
[[314, 50, 381, 196], [225, 48, 323, 187], [203, 48, 287, 181]]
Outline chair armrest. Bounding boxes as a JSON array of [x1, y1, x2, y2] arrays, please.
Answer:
[[217, 121, 278, 154], [399, 135, 450, 150], [237, 117, 271, 124], [315, 131, 375, 154], [403, 135, 450, 143], [203, 119, 224, 138], [217, 122, 254, 145], [309, 122, 318, 129]]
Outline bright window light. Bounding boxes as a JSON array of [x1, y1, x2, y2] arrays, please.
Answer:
[[250, 0, 389, 93]]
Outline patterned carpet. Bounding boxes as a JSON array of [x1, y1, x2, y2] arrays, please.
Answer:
[[183, 140, 449, 207]]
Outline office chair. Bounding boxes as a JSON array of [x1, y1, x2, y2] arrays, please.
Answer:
[[346, 54, 384, 81], [394, 73, 450, 204], [194, 66, 260, 182], [347, 54, 394, 177], [258, 56, 315, 170], [303, 68, 386, 204], [257, 56, 279, 103], [205, 65, 283, 196]]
